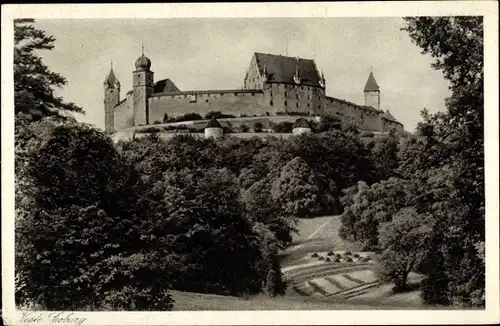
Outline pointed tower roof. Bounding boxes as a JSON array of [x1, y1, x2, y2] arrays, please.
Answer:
[[292, 118, 311, 129], [104, 63, 119, 87], [205, 116, 223, 129], [364, 71, 379, 92]]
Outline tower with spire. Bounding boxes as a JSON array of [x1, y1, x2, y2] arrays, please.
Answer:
[[103, 61, 120, 133], [364, 68, 380, 110], [133, 44, 154, 126]]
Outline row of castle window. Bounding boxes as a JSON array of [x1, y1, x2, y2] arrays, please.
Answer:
[[268, 100, 315, 110], [270, 91, 312, 100]]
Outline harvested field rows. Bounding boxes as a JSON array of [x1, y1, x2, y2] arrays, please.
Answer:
[[327, 274, 361, 289]]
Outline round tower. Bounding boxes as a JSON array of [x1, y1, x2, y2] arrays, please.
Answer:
[[204, 117, 224, 139], [103, 62, 120, 133], [364, 69, 380, 110], [133, 47, 154, 126], [292, 118, 312, 135]]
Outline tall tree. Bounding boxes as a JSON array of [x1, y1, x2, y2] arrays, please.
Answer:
[[401, 17, 484, 306], [14, 18, 83, 124]]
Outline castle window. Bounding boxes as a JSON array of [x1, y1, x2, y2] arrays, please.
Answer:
[[308, 103, 310, 108], [296, 93, 299, 99], [270, 100, 273, 106], [206, 99, 209, 103], [296, 103, 299, 108], [285, 92, 288, 97], [284, 100, 287, 106], [270, 91, 273, 96]]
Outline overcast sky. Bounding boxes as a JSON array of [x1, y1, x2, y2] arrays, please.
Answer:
[[35, 18, 451, 132]]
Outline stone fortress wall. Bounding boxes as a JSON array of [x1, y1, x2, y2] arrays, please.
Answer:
[[104, 52, 404, 134], [148, 89, 266, 123]]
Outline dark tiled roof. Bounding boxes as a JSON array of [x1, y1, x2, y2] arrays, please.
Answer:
[[292, 118, 311, 129], [382, 110, 403, 125], [254, 53, 322, 87], [205, 117, 222, 129], [104, 67, 119, 87], [364, 72, 379, 92], [326, 96, 384, 113], [153, 78, 180, 93]]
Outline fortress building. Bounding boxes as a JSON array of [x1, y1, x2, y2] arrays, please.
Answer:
[[104, 51, 404, 134]]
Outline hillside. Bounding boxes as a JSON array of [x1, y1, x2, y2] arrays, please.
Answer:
[[171, 216, 434, 310], [278, 216, 426, 308]]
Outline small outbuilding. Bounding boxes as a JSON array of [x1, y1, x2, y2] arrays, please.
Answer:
[[204, 117, 224, 139], [292, 118, 312, 135]]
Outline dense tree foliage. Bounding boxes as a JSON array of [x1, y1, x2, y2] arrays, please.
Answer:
[[14, 19, 82, 124], [16, 124, 174, 310], [15, 17, 485, 310], [339, 17, 485, 307]]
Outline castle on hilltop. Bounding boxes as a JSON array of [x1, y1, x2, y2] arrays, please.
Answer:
[[104, 51, 403, 133]]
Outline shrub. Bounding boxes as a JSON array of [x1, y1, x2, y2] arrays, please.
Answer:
[[327, 251, 335, 256], [318, 256, 325, 261], [344, 257, 353, 262], [311, 253, 319, 258], [334, 257, 341, 262], [344, 251, 352, 256], [205, 111, 236, 120], [240, 124, 249, 132], [361, 131, 375, 138], [141, 126, 161, 133], [272, 122, 294, 133], [164, 112, 204, 123], [353, 253, 360, 258], [254, 122, 264, 133], [325, 257, 331, 262]]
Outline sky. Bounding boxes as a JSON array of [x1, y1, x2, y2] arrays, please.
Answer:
[[35, 18, 451, 132]]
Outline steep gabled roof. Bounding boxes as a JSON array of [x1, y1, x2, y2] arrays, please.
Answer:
[[153, 78, 180, 93], [205, 117, 223, 129], [292, 118, 311, 129], [364, 71, 379, 92], [254, 53, 322, 87], [382, 110, 402, 125]]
